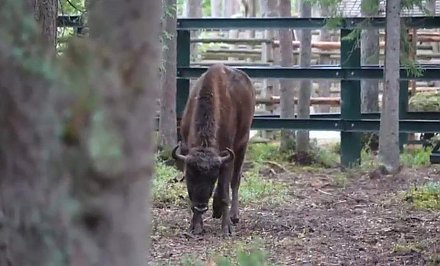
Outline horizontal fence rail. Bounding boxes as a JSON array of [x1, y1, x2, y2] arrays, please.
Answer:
[[177, 65, 440, 80]]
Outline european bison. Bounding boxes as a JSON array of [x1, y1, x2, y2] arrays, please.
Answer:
[[172, 64, 256, 236]]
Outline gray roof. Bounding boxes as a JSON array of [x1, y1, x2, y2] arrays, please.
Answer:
[[336, 0, 438, 17]]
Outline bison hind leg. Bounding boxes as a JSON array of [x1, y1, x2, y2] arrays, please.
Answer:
[[212, 190, 222, 219]]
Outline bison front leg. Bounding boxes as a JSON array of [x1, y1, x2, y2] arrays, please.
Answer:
[[218, 165, 234, 237], [188, 212, 204, 235]]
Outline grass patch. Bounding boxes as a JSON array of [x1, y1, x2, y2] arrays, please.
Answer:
[[240, 164, 289, 205], [404, 181, 440, 210], [153, 155, 288, 207], [400, 147, 432, 168], [392, 242, 425, 254], [246, 142, 290, 162], [153, 158, 187, 207], [179, 238, 274, 266]]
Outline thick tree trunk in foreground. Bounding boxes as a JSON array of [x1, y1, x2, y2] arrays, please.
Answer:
[[0, 1, 62, 265], [296, 0, 312, 155], [361, 0, 380, 113], [159, 0, 177, 152], [379, 0, 401, 173], [278, 0, 295, 151], [0, 0, 161, 265]]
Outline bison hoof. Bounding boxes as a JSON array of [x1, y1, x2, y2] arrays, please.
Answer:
[[189, 225, 205, 235], [230, 217, 239, 225], [222, 224, 233, 237]]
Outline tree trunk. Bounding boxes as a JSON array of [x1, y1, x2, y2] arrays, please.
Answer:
[[296, 0, 312, 155], [186, 0, 202, 59], [159, 0, 177, 153], [278, 0, 295, 152], [223, 0, 240, 16], [24, 0, 58, 50], [212, 0, 222, 17], [317, 5, 331, 113], [258, 0, 279, 140], [0, 2, 62, 265], [361, 0, 380, 113], [0, 0, 161, 265], [379, 0, 401, 174]]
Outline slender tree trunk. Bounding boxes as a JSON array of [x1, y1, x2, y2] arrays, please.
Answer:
[[159, 0, 177, 153], [296, 0, 312, 155], [186, 0, 202, 59], [361, 0, 380, 113], [224, 0, 240, 16], [317, 5, 331, 113], [258, 0, 279, 140], [212, 0, 222, 16], [26, 0, 58, 49], [379, 0, 401, 174], [278, 0, 295, 151]]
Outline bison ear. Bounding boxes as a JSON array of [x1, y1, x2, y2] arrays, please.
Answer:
[[172, 142, 187, 162], [219, 148, 235, 165]]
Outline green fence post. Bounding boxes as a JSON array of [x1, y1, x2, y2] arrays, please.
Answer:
[[176, 29, 190, 118], [399, 80, 409, 151], [340, 29, 362, 167]]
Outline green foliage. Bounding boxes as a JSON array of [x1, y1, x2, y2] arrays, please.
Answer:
[[404, 181, 440, 210], [153, 158, 187, 207], [246, 143, 287, 162], [59, 0, 85, 14], [180, 239, 273, 266], [409, 92, 440, 112], [400, 147, 432, 168], [240, 164, 289, 204]]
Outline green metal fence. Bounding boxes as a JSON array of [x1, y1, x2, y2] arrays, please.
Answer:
[[176, 17, 440, 166], [56, 15, 440, 166]]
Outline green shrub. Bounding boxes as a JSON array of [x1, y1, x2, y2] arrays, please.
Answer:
[[404, 181, 440, 210]]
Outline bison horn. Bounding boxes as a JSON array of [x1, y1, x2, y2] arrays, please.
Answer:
[[172, 143, 187, 162], [219, 148, 235, 164]]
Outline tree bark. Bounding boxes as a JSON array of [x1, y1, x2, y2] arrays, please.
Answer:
[[212, 0, 222, 17], [258, 0, 279, 140], [278, 0, 295, 151], [0, 0, 161, 265], [27, 0, 58, 49], [0, 2, 62, 264], [159, 0, 177, 153], [361, 0, 380, 113], [296, 0, 312, 154], [186, 0, 202, 59], [379, 0, 401, 174], [317, 5, 331, 113]]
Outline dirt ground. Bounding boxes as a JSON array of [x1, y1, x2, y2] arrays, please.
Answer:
[[149, 165, 440, 265]]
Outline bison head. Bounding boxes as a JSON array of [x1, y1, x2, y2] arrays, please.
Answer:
[[172, 144, 234, 213]]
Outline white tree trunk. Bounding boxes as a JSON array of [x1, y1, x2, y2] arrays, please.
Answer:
[[212, 0, 222, 16], [296, 0, 312, 154], [278, 0, 295, 151], [379, 0, 401, 173]]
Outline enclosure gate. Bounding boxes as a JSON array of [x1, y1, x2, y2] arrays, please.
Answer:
[[176, 17, 440, 167], [56, 16, 440, 167]]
